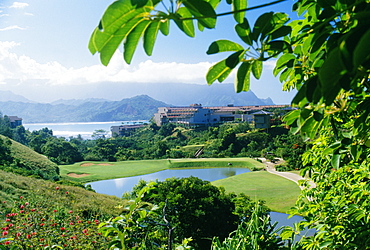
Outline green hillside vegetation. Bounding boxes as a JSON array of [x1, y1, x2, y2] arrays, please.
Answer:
[[0, 135, 59, 180], [0, 170, 121, 217]]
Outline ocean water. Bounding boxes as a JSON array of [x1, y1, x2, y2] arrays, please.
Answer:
[[23, 121, 148, 139]]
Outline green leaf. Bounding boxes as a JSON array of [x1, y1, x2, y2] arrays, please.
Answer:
[[331, 153, 341, 169], [318, 47, 346, 103], [251, 60, 262, 79], [206, 40, 244, 54], [235, 18, 252, 46], [274, 53, 295, 76], [283, 109, 301, 126], [235, 61, 251, 92], [269, 25, 292, 40], [160, 19, 170, 35], [144, 21, 161, 56], [124, 20, 151, 64], [88, 0, 154, 65], [225, 50, 244, 68], [182, 0, 216, 29], [206, 59, 231, 85], [232, 0, 247, 24], [353, 29, 370, 68], [174, 8, 195, 37]]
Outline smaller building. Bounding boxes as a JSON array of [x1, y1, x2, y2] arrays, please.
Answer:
[[111, 124, 145, 137], [8, 116, 22, 128], [252, 110, 272, 129]]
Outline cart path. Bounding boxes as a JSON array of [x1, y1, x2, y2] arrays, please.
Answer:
[[258, 158, 316, 190]]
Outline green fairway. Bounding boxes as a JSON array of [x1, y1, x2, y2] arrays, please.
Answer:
[[60, 158, 299, 212], [59, 157, 264, 183], [212, 171, 300, 213]]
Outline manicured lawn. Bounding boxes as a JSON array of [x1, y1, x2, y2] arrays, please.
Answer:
[[60, 157, 264, 183], [212, 171, 300, 213], [60, 159, 171, 183], [60, 158, 299, 212]]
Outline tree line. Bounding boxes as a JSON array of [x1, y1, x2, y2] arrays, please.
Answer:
[[0, 110, 303, 167]]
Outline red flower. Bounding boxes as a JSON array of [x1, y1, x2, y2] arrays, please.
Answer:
[[8, 224, 13, 227], [31, 208, 36, 212], [60, 227, 65, 231], [20, 196, 23, 199], [40, 223, 45, 226], [82, 229, 88, 234], [56, 187, 60, 190], [20, 205, 25, 209], [5, 219, 10, 222], [69, 210, 73, 213], [53, 210, 57, 213], [25, 202, 29, 205], [2, 231, 8, 236], [4, 241, 10, 245], [27, 234, 31, 239], [65, 191, 69, 194]]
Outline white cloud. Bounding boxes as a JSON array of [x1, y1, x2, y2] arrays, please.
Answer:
[[0, 14, 10, 17], [0, 25, 25, 31], [0, 43, 220, 87], [9, 2, 29, 9]]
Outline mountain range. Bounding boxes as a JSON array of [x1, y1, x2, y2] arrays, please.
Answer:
[[0, 83, 274, 123]]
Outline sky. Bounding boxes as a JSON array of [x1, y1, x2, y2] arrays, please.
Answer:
[[0, 0, 297, 104]]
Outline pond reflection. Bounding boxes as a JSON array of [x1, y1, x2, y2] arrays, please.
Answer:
[[87, 167, 250, 197]]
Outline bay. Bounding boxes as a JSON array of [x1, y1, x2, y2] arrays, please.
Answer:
[[23, 120, 148, 139]]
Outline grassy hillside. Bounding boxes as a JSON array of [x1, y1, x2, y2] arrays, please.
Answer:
[[0, 135, 59, 180], [0, 170, 121, 217]]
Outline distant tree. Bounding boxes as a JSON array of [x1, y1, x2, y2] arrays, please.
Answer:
[[41, 137, 83, 164], [27, 128, 54, 153], [0, 136, 13, 166], [92, 138, 117, 161], [92, 129, 108, 139]]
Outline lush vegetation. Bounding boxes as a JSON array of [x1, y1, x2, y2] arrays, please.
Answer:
[[1, 107, 304, 170], [0, 170, 123, 249], [88, 0, 370, 248], [0, 135, 59, 181]]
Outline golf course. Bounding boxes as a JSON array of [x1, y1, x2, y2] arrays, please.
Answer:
[[60, 157, 301, 213]]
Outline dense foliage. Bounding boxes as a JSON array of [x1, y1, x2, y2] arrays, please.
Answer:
[[0, 170, 122, 249], [90, 0, 370, 248]]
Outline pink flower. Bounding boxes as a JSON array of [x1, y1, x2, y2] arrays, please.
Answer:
[[25, 202, 29, 205], [8, 224, 13, 227], [2, 231, 8, 236], [69, 210, 73, 213], [20, 205, 25, 209], [20, 196, 23, 199]]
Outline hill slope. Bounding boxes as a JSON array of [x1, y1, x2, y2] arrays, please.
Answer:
[[0, 135, 59, 180]]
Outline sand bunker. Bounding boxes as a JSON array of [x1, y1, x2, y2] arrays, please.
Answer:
[[67, 173, 90, 178], [80, 163, 113, 167]]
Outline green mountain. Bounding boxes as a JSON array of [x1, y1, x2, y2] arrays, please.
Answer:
[[0, 95, 169, 123]]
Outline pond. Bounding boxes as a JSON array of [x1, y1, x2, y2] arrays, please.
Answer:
[[87, 167, 251, 197], [87, 167, 313, 234]]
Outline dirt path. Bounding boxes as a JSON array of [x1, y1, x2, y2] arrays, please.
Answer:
[[258, 158, 316, 190]]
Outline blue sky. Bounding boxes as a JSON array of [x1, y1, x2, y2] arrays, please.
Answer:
[[0, 0, 297, 104]]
